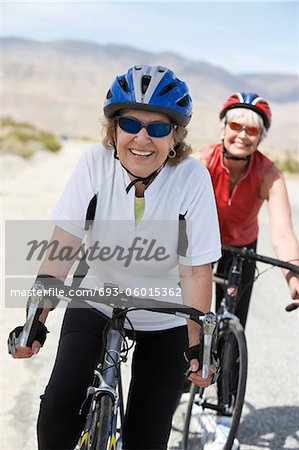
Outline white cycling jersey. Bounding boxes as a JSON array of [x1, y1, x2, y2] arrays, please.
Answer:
[[51, 144, 221, 331]]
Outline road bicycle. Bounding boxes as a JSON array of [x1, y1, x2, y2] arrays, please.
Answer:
[[14, 282, 218, 450], [181, 245, 299, 450]]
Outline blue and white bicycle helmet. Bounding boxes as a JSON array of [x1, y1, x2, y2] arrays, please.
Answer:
[[104, 65, 192, 126]]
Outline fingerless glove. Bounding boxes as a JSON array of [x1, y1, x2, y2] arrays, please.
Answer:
[[7, 321, 49, 354]]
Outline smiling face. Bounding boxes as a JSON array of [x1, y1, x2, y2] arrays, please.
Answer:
[[221, 109, 264, 159], [115, 109, 175, 179]]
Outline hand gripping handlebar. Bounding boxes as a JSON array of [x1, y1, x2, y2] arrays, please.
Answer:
[[19, 281, 45, 347]]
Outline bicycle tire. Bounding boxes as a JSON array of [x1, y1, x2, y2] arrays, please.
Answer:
[[181, 319, 247, 450], [181, 383, 205, 449], [219, 319, 247, 450], [92, 395, 115, 450]]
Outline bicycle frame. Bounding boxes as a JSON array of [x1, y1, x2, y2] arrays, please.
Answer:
[[215, 251, 245, 316], [222, 244, 299, 312], [76, 309, 126, 450]]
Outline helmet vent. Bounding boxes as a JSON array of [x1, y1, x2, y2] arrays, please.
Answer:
[[106, 89, 113, 100], [141, 75, 151, 94], [159, 82, 177, 96], [177, 95, 190, 107], [118, 77, 129, 93]]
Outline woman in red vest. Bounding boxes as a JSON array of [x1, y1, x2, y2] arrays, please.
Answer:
[[193, 92, 299, 449]]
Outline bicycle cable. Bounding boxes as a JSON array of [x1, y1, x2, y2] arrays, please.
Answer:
[[215, 254, 290, 311], [100, 310, 136, 375]]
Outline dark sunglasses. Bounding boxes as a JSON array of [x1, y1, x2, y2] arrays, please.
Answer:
[[117, 116, 176, 138], [228, 121, 260, 137]]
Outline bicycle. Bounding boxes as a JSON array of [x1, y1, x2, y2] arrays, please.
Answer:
[[181, 245, 299, 450], [13, 282, 218, 450]]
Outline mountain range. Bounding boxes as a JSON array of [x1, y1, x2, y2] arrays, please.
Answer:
[[2, 37, 298, 151]]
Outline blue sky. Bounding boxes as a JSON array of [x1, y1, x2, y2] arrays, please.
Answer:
[[2, 1, 298, 74]]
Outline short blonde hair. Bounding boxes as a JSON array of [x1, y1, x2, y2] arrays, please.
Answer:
[[221, 108, 267, 141], [101, 117, 192, 166]]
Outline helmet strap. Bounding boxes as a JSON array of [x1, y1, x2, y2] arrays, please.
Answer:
[[113, 147, 119, 160], [222, 141, 251, 161], [113, 147, 168, 193]]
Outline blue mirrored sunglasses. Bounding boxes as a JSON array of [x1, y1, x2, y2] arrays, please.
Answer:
[[117, 116, 176, 138]]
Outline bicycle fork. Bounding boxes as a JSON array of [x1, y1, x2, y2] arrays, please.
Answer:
[[75, 316, 125, 450]]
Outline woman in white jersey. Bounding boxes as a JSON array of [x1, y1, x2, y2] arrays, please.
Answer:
[[8, 65, 221, 450]]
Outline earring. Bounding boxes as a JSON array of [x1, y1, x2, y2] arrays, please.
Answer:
[[168, 148, 176, 159]]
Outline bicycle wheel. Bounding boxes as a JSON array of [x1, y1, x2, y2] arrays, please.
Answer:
[[93, 395, 115, 450], [182, 381, 222, 450], [76, 395, 117, 450], [181, 319, 247, 450], [218, 319, 247, 449], [75, 395, 115, 450]]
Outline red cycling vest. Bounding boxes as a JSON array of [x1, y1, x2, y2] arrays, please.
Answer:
[[202, 144, 273, 246]]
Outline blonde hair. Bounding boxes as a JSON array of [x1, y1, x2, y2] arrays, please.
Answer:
[[221, 108, 267, 141], [101, 117, 192, 166]]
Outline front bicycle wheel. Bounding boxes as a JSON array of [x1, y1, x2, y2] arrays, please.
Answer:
[[218, 319, 247, 449], [181, 319, 247, 450], [182, 383, 207, 449], [93, 395, 116, 450]]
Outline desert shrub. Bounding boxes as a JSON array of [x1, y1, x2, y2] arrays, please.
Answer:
[[39, 132, 61, 152], [0, 137, 35, 158], [0, 116, 61, 156], [275, 157, 299, 174]]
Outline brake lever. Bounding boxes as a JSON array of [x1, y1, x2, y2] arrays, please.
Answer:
[[19, 282, 45, 347], [201, 312, 217, 378]]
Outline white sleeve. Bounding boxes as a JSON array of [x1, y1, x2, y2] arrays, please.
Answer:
[[50, 145, 100, 239], [178, 162, 221, 266]]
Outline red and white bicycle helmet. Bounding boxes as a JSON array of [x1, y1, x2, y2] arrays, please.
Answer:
[[219, 92, 272, 130]]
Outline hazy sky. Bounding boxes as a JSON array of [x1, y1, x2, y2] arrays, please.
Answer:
[[2, 1, 298, 74]]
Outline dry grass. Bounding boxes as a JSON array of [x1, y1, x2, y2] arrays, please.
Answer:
[[0, 117, 61, 158], [262, 147, 299, 174]]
